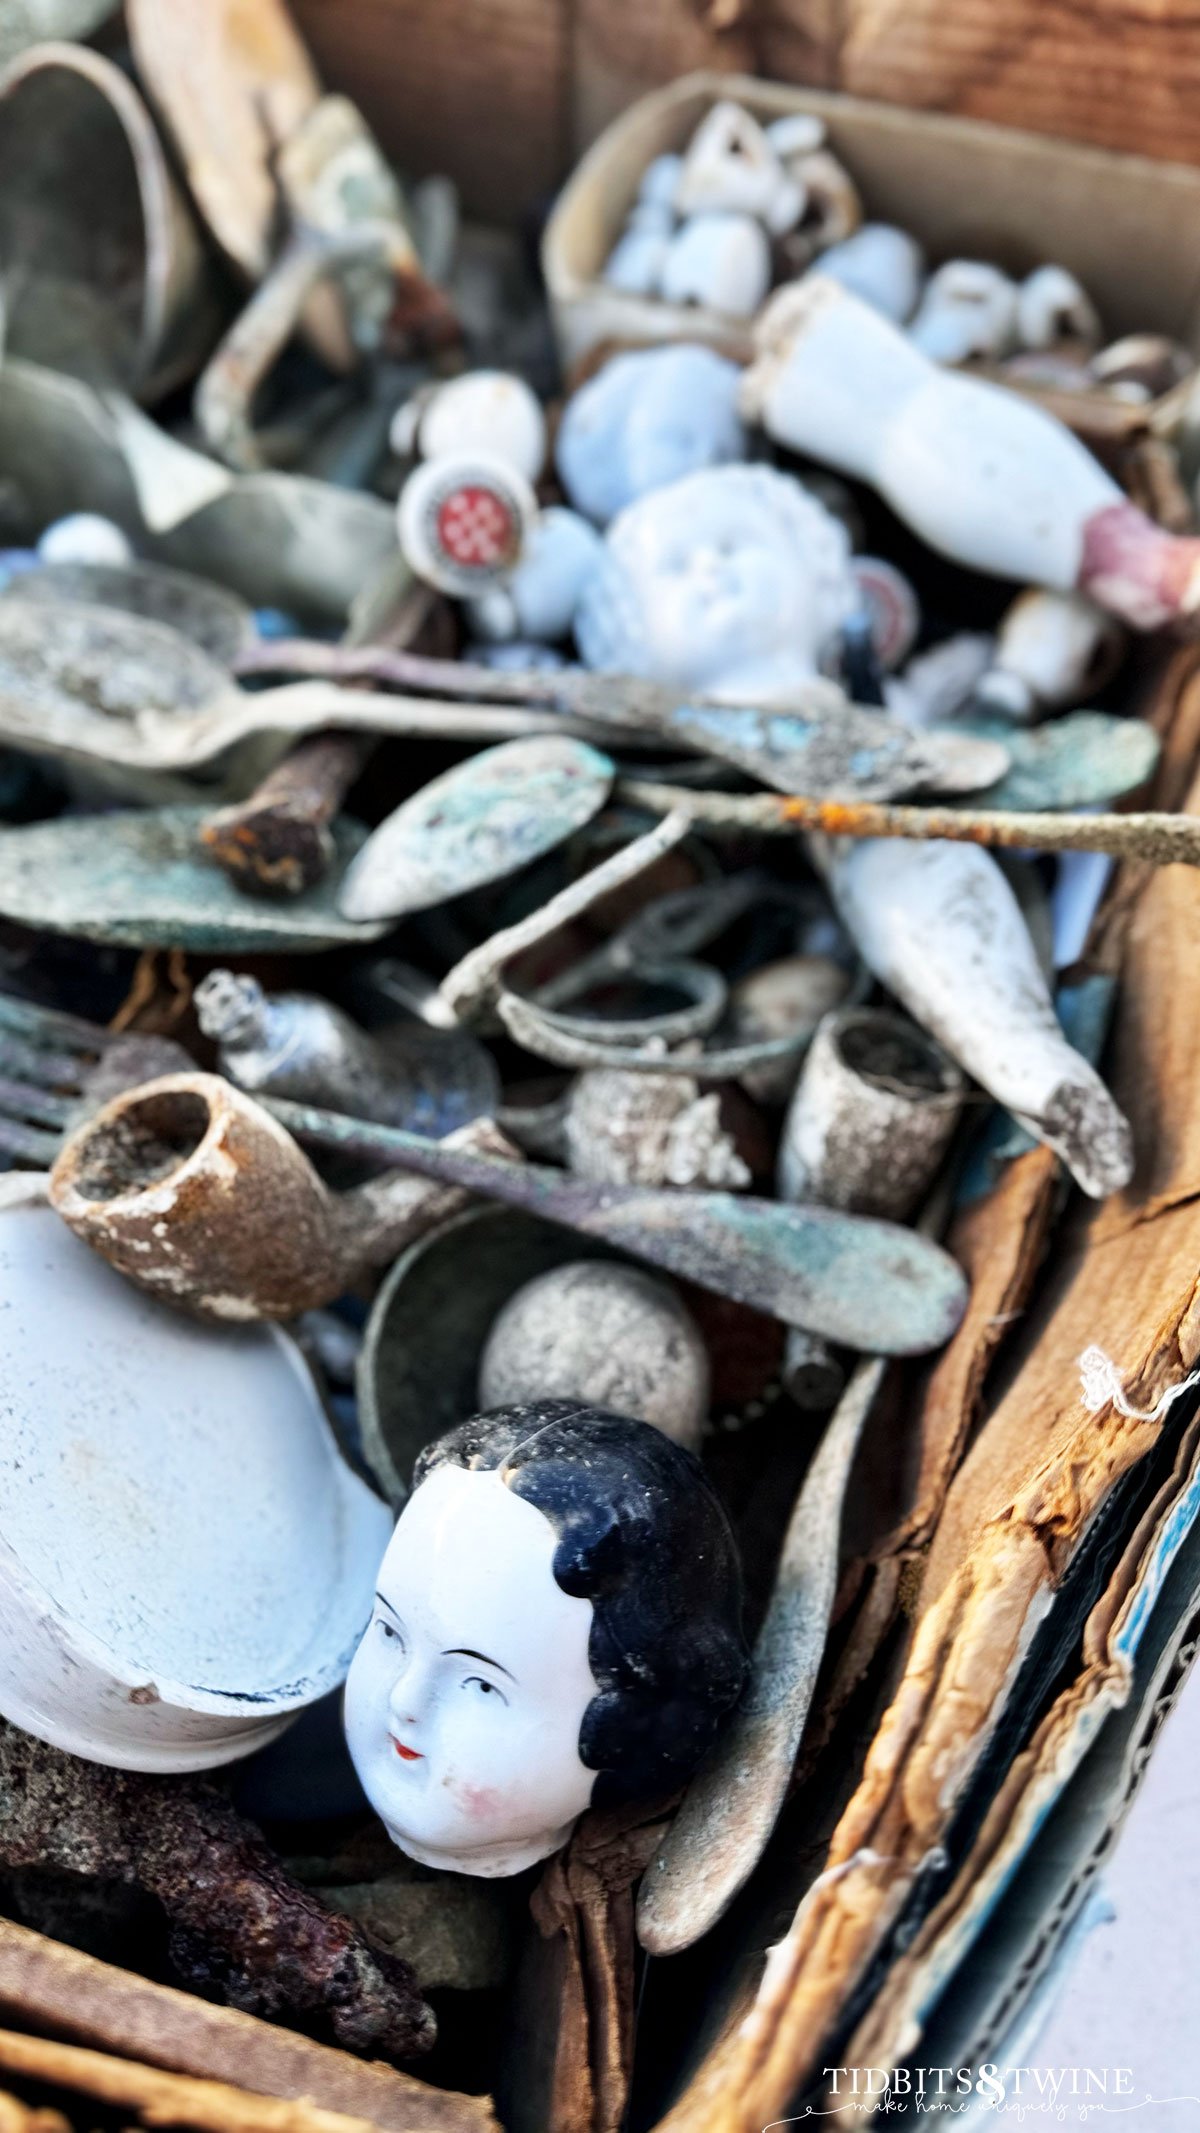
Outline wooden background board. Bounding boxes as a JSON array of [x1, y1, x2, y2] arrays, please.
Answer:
[[293, 0, 1200, 216]]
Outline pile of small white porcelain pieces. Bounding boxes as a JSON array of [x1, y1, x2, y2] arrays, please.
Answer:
[[602, 102, 857, 318], [598, 99, 1192, 401]]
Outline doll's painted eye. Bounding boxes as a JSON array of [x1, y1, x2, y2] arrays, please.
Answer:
[[464, 1675, 508, 1704], [377, 1615, 403, 1645]]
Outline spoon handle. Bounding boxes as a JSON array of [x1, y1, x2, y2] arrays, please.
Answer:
[[261, 1097, 967, 1357]]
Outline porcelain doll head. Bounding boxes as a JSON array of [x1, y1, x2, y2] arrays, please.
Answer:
[[343, 1401, 748, 1878], [573, 463, 855, 701], [556, 344, 747, 527]]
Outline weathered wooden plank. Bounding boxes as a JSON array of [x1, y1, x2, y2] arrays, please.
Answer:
[[568, 0, 755, 158], [838, 0, 1200, 167], [291, 0, 570, 217]]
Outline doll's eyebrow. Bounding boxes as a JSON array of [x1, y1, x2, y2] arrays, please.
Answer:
[[375, 1593, 403, 1623], [444, 1647, 516, 1682]]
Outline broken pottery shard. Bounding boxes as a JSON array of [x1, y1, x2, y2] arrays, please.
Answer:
[[254, 1097, 970, 1356], [823, 835, 1134, 1197], [126, 0, 320, 286], [338, 737, 614, 922], [0, 1202, 389, 1768], [0, 809, 390, 953], [638, 1358, 886, 1956], [741, 277, 1200, 630]]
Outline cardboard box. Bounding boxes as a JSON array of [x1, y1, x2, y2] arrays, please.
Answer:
[[543, 71, 1200, 439]]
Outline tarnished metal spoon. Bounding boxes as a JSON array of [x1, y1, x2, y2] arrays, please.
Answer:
[[259, 1096, 969, 1355]]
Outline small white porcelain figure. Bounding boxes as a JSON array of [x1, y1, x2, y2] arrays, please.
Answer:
[[603, 222, 671, 297], [1016, 265, 1101, 353], [574, 462, 855, 698], [764, 112, 827, 164], [675, 101, 803, 234], [741, 276, 1200, 628], [556, 344, 747, 527], [977, 587, 1125, 720], [660, 211, 772, 318], [465, 506, 603, 643], [410, 370, 547, 485], [638, 152, 683, 210], [343, 1402, 748, 1877], [909, 260, 1019, 365], [777, 149, 861, 262], [811, 224, 925, 323]]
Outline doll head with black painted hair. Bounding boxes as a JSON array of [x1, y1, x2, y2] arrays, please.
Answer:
[[343, 1400, 749, 1877]]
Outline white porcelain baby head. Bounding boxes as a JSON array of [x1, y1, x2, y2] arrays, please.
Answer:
[[343, 1402, 748, 1877], [556, 344, 747, 528], [574, 462, 855, 699]]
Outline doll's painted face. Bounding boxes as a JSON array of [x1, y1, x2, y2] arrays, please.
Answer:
[[574, 464, 855, 701], [343, 1464, 599, 1877]]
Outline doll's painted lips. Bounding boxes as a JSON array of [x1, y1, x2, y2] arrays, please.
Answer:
[[391, 1737, 423, 1761]]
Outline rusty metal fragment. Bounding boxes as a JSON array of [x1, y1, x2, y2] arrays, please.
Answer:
[[0, 1721, 433, 2059], [199, 733, 375, 897]]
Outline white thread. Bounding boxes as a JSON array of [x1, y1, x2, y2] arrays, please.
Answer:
[[1078, 1343, 1200, 1424]]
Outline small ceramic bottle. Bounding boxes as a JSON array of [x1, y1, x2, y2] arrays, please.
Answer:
[[741, 277, 1200, 630]]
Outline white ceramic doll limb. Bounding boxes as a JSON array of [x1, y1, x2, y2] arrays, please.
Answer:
[[344, 1464, 599, 1876], [821, 834, 1133, 1198], [574, 462, 855, 698], [742, 276, 1200, 629], [556, 345, 747, 527]]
